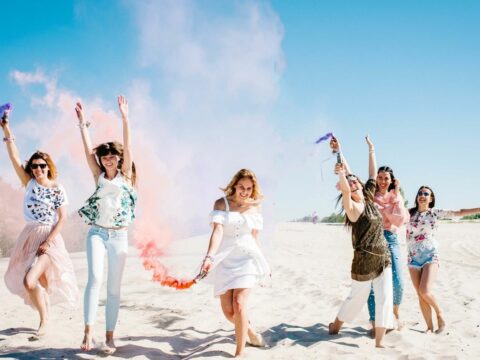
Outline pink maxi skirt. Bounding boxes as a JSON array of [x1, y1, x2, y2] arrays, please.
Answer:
[[4, 223, 78, 308]]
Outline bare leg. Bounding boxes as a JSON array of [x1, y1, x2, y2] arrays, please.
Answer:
[[375, 327, 387, 348], [23, 255, 51, 337], [369, 321, 376, 339], [231, 289, 251, 357], [418, 264, 444, 333], [409, 268, 433, 331], [220, 291, 262, 345], [393, 305, 403, 330]]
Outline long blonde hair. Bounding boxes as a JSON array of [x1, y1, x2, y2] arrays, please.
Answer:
[[221, 169, 263, 200]]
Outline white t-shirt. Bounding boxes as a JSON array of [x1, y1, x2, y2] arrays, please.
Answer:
[[23, 179, 68, 225]]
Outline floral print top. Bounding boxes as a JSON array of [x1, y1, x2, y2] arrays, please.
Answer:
[[78, 172, 137, 228], [23, 179, 68, 225], [406, 208, 455, 260]]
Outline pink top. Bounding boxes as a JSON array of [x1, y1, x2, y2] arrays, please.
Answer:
[[374, 190, 410, 234]]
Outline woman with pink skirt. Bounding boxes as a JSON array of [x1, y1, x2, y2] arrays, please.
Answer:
[[1, 107, 78, 339]]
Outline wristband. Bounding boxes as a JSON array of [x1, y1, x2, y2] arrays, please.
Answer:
[[78, 121, 91, 129], [3, 136, 15, 142], [204, 255, 214, 263]]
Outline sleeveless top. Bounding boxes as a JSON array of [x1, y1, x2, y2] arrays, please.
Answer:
[[78, 172, 137, 228], [23, 179, 68, 225], [350, 179, 391, 281]]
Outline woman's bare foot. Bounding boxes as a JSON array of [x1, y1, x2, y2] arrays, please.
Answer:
[[36, 319, 48, 337], [247, 331, 266, 347], [234, 351, 246, 358], [436, 316, 446, 334], [81, 332, 94, 351], [328, 322, 338, 335], [101, 339, 117, 355], [27, 320, 48, 341]]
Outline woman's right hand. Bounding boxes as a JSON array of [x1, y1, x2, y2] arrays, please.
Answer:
[[1, 110, 9, 128], [330, 135, 341, 153], [75, 102, 85, 124], [201, 257, 213, 273]]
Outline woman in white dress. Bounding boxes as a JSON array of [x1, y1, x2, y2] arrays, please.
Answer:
[[200, 169, 270, 358]]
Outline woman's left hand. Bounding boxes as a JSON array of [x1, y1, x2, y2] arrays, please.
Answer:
[[118, 95, 128, 119], [37, 240, 51, 256], [394, 179, 401, 195]]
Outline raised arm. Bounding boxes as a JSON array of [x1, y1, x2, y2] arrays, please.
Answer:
[[118, 96, 133, 183], [330, 135, 352, 175], [335, 163, 364, 223], [1, 112, 30, 186], [366, 135, 377, 180], [75, 102, 102, 182]]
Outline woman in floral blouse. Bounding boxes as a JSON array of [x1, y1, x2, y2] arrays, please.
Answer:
[[75, 96, 137, 354], [407, 186, 480, 333]]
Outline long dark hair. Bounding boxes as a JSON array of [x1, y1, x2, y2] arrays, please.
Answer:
[[409, 185, 435, 216], [336, 174, 366, 228], [94, 141, 137, 186], [376, 166, 396, 192]]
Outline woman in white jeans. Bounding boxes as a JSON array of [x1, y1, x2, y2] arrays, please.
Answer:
[[75, 96, 137, 354], [328, 135, 393, 348]]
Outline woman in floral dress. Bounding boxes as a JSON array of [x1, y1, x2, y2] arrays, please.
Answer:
[[75, 96, 137, 354], [407, 186, 480, 333]]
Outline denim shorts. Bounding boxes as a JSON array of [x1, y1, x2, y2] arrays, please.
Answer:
[[408, 247, 439, 269]]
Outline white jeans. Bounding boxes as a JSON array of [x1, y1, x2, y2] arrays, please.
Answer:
[[337, 267, 394, 329]]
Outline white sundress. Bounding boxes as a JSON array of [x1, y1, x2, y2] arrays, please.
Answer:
[[207, 197, 271, 297]]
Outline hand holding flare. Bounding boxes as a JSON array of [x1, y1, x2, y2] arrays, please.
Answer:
[[138, 240, 208, 290]]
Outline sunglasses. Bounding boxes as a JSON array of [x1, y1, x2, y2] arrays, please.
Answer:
[[417, 191, 431, 197], [30, 163, 48, 170]]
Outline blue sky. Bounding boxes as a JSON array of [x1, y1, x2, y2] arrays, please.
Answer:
[[1, 0, 479, 230]]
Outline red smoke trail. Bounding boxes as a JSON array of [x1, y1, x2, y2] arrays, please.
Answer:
[[135, 236, 198, 290], [134, 198, 201, 290]]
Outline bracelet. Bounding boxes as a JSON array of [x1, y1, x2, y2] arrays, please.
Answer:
[[204, 255, 214, 263], [3, 136, 15, 142], [78, 121, 91, 129]]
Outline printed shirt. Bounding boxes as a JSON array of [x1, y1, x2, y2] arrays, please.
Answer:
[[23, 179, 68, 225], [78, 172, 137, 228], [406, 208, 454, 257]]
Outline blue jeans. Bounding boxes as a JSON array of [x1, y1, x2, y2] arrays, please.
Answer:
[[84, 226, 128, 331], [367, 230, 403, 322]]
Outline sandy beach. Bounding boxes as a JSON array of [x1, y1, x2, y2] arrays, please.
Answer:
[[0, 222, 479, 359]]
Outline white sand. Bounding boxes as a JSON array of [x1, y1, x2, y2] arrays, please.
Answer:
[[0, 222, 479, 359]]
